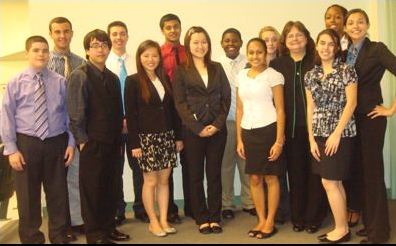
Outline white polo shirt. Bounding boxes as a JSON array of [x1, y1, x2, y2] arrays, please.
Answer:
[[236, 67, 284, 129]]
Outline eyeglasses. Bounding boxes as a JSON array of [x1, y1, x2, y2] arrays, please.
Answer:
[[286, 33, 305, 40], [90, 42, 109, 49]]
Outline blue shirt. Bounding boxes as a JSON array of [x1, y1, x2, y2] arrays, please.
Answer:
[[346, 39, 364, 66], [1, 67, 75, 155]]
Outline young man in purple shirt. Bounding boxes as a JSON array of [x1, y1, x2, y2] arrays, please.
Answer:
[[1, 36, 75, 244]]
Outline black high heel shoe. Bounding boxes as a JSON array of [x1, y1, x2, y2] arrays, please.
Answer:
[[319, 231, 351, 244]]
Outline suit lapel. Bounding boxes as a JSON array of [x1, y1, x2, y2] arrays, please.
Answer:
[[206, 63, 216, 91], [354, 38, 370, 72]]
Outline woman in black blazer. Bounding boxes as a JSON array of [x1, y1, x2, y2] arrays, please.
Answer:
[[125, 40, 183, 237], [173, 26, 231, 234], [344, 9, 396, 244], [269, 21, 329, 234]]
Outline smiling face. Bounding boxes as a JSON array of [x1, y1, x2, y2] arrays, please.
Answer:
[[27, 42, 50, 70], [85, 38, 110, 67], [49, 22, 73, 52], [221, 32, 242, 60], [345, 12, 369, 43], [247, 40, 266, 70], [260, 30, 279, 56], [285, 26, 308, 54], [316, 33, 337, 63], [140, 46, 160, 73], [325, 6, 345, 36], [189, 32, 209, 60], [162, 19, 182, 44], [109, 25, 129, 52]]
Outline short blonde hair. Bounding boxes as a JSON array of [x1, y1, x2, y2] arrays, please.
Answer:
[[258, 26, 280, 40]]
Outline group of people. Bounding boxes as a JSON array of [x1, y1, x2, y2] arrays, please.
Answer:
[[1, 4, 396, 245]]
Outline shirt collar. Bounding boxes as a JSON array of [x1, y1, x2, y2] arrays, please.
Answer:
[[27, 67, 49, 80], [87, 61, 106, 78], [51, 49, 72, 58], [223, 53, 244, 64], [109, 50, 128, 61], [349, 39, 365, 53], [162, 42, 183, 52]]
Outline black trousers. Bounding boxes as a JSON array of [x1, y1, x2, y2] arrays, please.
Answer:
[[116, 134, 145, 216], [285, 127, 328, 227], [15, 133, 68, 244], [79, 139, 120, 243], [355, 114, 390, 242], [183, 127, 227, 225], [344, 137, 363, 212], [179, 149, 192, 215]]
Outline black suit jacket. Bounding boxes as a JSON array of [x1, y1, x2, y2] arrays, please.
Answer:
[[124, 74, 181, 149], [348, 38, 396, 114], [173, 62, 231, 135]]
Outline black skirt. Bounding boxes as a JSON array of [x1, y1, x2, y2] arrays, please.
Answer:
[[242, 123, 285, 175], [138, 130, 178, 172], [311, 137, 354, 180]]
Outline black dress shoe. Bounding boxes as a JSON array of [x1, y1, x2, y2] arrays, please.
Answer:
[[319, 231, 351, 244], [260, 227, 278, 239], [93, 238, 116, 244], [360, 239, 374, 244], [108, 229, 130, 241], [210, 224, 223, 234], [306, 224, 320, 234], [135, 212, 150, 223], [356, 228, 368, 237], [199, 225, 212, 234], [65, 228, 77, 242], [317, 233, 328, 240], [222, 209, 234, 219], [292, 224, 305, 232], [167, 213, 182, 224], [242, 208, 257, 216], [115, 215, 126, 226]]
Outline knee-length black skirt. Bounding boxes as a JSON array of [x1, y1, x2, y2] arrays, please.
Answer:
[[242, 123, 285, 175], [311, 137, 354, 180]]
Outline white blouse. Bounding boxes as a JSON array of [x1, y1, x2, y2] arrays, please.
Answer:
[[236, 67, 284, 129], [151, 77, 165, 101]]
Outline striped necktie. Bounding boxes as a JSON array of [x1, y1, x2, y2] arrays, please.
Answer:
[[227, 60, 237, 121], [34, 72, 49, 140], [63, 55, 72, 79]]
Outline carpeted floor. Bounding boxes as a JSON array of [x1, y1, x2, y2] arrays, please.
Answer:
[[1, 201, 395, 244]]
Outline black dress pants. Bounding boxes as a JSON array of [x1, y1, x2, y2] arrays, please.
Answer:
[[79, 139, 120, 243], [116, 134, 145, 217], [285, 127, 328, 227], [355, 114, 390, 243], [183, 127, 227, 225], [15, 133, 68, 244]]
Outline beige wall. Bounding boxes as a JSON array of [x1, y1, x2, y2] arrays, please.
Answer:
[[2, 0, 387, 202]]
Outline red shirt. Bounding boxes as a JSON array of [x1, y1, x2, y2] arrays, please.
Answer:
[[161, 43, 186, 83]]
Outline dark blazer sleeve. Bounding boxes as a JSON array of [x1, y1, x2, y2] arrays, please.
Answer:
[[173, 67, 206, 135], [164, 77, 182, 141], [124, 75, 141, 149], [212, 63, 231, 130], [378, 42, 396, 75]]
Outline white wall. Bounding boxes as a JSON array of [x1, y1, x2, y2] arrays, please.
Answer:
[[20, 0, 376, 201]]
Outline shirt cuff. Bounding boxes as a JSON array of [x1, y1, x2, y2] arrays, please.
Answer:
[[3, 141, 18, 155]]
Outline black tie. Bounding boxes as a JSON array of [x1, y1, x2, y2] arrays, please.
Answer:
[[173, 46, 180, 65]]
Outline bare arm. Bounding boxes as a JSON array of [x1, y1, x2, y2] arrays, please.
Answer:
[[235, 88, 245, 159], [306, 88, 320, 161], [268, 85, 285, 161]]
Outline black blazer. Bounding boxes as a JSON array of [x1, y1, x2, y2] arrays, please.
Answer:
[[348, 38, 396, 114], [173, 61, 231, 135], [124, 73, 181, 149]]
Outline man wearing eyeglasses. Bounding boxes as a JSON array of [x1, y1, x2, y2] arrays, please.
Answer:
[[67, 29, 130, 244]]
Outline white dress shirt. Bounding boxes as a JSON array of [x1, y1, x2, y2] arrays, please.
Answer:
[[106, 50, 136, 78], [236, 67, 284, 129], [218, 53, 247, 121]]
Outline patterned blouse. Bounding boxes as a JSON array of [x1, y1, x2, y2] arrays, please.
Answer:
[[304, 59, 357, 138]]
